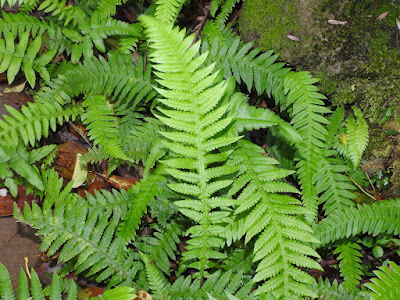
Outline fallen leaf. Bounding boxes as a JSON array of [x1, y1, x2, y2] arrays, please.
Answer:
[[105, 175, 139, 190], [78, 287, 104, 300], [3, 81, 26, 93], [377, 11, 390, 20], [71, 153, 88, 188], [135, 290, 153, 300], [0, 186, 35, 216], [396, 18, 400, 31], [286, 34, 300, 42], [77, 173, 108, 198], [54, 142, 88, 180], [339, 133, 347, 146], [328, 19, 347, 25]]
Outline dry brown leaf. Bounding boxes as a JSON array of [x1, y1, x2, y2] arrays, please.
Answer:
[[377, 11, 390, 20], [135, 290, 153, 300]]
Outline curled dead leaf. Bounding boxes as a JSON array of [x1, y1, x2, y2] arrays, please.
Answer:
[[328, 19, 347, 25]]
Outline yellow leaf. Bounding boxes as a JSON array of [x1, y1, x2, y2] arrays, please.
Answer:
[[71, 153, 87, 188], [340, 133, 347, 146]]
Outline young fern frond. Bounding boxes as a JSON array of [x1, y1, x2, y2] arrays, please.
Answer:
[[0, 101, 82, 147], [284, 71, 331, 222], [228, 140, 322, 298], [135, 222, 182, 275], [14, 169, 142, 288], [94, 0, 128, 19], [314, 198, 400, 246], [0, 263, 78, 300], [38, 0, 85, 25], [140, 15, 240, 278], [364, 261, 400, 300], [154, 0, 187, 23], [334, 239, 363, 290]]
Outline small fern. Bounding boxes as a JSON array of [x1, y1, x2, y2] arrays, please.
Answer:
[[364, 261, 400, 300]]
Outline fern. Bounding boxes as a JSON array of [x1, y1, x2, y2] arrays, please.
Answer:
[[334, 239, 364, 290], [0, 263, 78, 300], [364, 261, 400, 300], [210, 0, 241, 27], [95, 0, 128, 19], [0, 101, 82, 147], [14, 169, 142, 288], [314, 198, 400, 246], [135, 221, 182, 275], [313, 277, 369, 300], [140, 15, 240, 278], [228, 140, 321, 298], [155, 0, 187, 23]]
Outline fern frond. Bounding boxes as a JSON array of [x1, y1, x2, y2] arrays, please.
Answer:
[[364, 261, 400, 300], [0, 12, 48, 38], [140, 15, 240, 278], [35, 52, 156, 108], [313, 153, 356, 215], [135, 222, 181, 275], [0, 101, 82, 147], [228, 140, 321, 298], [154, 0, 187, 23], [95, 0, 128, 19], [284, 71, 331, 222], [210, 0, 241, 27], [313, 277, 369, 300], [14, 169, 142, 288], [0, 144, 55, 196], [339, 107, 369, 169], [203, 36, 289, 98], [117, 174, 167, 245], [314, 198, 400, 246], [168, 270, 256, 300], [140, 252, 170, 299], [0, 263, 78, 299], [0, 28, 56, 87], [38, 0, 85, 25], [81, 94, 129, 160], [334, 239, 363, 290]]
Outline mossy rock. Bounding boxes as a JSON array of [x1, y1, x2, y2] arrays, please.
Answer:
[[239, 0, 400, 196]]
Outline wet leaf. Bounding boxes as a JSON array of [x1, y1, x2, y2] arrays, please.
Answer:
[[106, 175, 139, 190], [0, 186, 35, 216], [135, 290, 153, 300], [3, 81, 26, 93], [54, 142, 88, 180], [78, 287, 104, 299]]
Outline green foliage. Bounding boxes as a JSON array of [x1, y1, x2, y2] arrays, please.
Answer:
[[228, 140, 321, 298], [364, 261, 400, 300], [210, 0, 241, 27], [155, 0, 187, 23], [0, 263, 78, 300], [313, 277, 369, 300]]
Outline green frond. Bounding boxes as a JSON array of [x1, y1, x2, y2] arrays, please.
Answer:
[[135, 222, 182, 275], [221, 247, 254, 274], [94, 0, 128, 19], [325, 107, 345, 147], [313, 277, 369, 300], [38, 0, 85, 25], [203, 35, 289, 98], [168, 270, 257, 300], [35, 52, 156, 108], [210, 0, 241, 27], [313, 154, 356, 215], [0, 263, 78, 300], [140, 15, 240, 278], [117, 174, 167, 245], [0, 28, 56, 87], [0, 12, 48, 38], [14, 169, 142, 288], [154, 0, 187, 23], [0, 101, 82, 147], [342, 107, 369, 169], [227, 91, 302, 145], [334, 239, 363, 290], [228, 140, 321, 299], [284, 71, 331, 222], [314, 198, 400, 246], [0, 144, 56, 196], [81, 94, 129, 160], [364, 261, 400, 300], [140, 252, 170, 299]]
